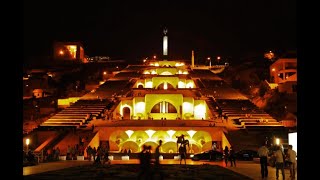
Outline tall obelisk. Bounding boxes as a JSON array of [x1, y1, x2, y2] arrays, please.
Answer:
[[163, 28, 168, 60]]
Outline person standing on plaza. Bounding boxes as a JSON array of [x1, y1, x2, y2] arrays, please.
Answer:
[[179, 144, 187, 166], [229, 146, 236, 167], [55, 147, 60, 161], [257, 142, 269, 179], [286, 145, 297, 179], [273, 145, 285, 180], [67, 145, 72, 160], [138, 145, 152, 180], [154, 140, 164, 180], [86, 145, 93, 161], [223, 146, 229, 166], [92, 147, 97, 162], [155, 140, 162, 167]]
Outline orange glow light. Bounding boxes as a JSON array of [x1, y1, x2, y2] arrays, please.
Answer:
[[66, 45, 77, 58], [59, 50, 64, 55]]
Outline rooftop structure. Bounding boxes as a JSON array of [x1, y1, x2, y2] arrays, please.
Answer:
[[269, 58, 297, 93], [53, 41, 87, 63]]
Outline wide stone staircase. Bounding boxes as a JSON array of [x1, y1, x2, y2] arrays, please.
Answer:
[[215, 99, 283, 128], [39, 99, 109, 129]]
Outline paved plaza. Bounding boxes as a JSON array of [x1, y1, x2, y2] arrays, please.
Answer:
[[23, 159, 297, 180]]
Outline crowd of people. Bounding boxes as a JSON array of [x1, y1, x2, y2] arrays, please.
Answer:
[[23, 150, 38, 166], [138, 140, 164, 180], [258, 143, 297, 180], [223, 146, 236, 167], [24, 137, 297, 179], [86, 145, 111, 165]]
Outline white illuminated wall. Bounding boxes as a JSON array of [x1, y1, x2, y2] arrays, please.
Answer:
[[288, 132, 297, 155], [183, 102, 193, 114], [178, 81, 185, 88], [194, 104, 206, 119], [145, 81, 153, 88], [135, 102, 145, 114]]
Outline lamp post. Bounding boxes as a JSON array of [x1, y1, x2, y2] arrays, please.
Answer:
[[275, 138, 280, 146], [26, 138, 30, 152], [271, 68, 276, 83], [207, 57, 211, 68]]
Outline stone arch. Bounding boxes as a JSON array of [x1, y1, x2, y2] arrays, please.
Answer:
[[120, 141, 139, 153], [149, 98, 180, 115], [141, 141, 159, 153], [109, 130, 129, 151], [157, 82, 175, 90], [137, 83, 144, 88], [173, 131, 189, 139], [161, 141, 177, 153], [151, 101, 177, 113], [160, 71, 173, 75], [151, 131, 170, 140], [121, 105, 132, 119], [130, 131, 149, 145], [192, 131, 212, 147]]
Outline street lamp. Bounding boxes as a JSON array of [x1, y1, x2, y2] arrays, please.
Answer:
[[207, 57, 211, 68], [26, 138, 30, 152]]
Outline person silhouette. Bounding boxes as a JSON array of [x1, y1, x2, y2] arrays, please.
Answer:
[[179, 144, 187, 166], [229, 146, 236, 167], [257, 142, 269, 179], [223, 146, 229, 166], [154, 140, 164, 179], [138, 145, 152, 180]]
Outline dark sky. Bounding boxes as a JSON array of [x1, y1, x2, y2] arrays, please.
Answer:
[[24, 0, 296, 63]]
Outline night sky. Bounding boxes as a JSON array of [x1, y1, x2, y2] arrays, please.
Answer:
[[24, 0, 296, 63]]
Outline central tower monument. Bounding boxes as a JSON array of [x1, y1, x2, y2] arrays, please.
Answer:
[[163, 28, 168, 60]]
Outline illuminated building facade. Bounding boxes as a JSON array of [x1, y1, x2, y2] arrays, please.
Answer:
[[269, 58, 297, 93], [53, 42, 86, 63], [80, 61, 229, 154], [38, 32, 285, 157]]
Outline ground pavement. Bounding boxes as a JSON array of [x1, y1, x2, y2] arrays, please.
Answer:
[[23, 159, 297, 180]]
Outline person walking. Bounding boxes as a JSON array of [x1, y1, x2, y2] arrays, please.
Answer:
[[229, 146, 236, 167], [273, 146, 285, 180], [286, 145, 297, 179], [257, 142, 269, 179], [154, 140, 164, 180], [138, 145, 152, 180], [86, 146, 92, 161], [102, 146, 111, 165], [223, 146, 229, 166], [92, 147, 97, 162], [155, 140, 162, 166]]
